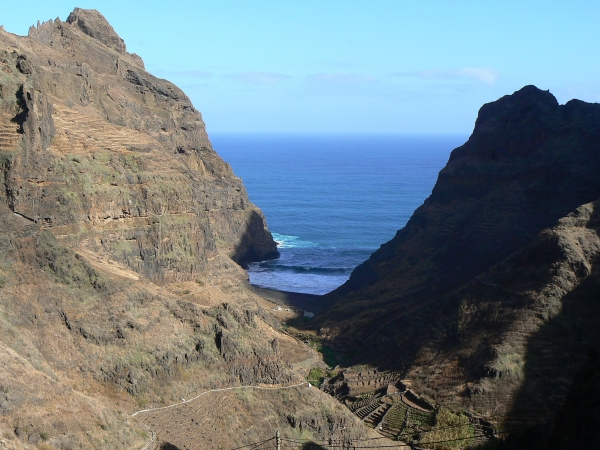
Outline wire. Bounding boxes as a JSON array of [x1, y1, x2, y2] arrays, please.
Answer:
[[281, 423, 495, 448], [416, 432, 491, 446], [231, 437, 274, 450], [278, 407, 495, 445], [282, 436, 388, 444], [255, 407, 600, 450], [248, 438, 275, 450], [281, 438, 415, 449], [249, 440, 274, 450], [365, 434, 494, 448], [227, 401, 600, 450]]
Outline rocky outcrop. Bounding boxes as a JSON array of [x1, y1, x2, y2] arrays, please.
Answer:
[[66, 8, 126, 53], [317, 86, 600, 434]]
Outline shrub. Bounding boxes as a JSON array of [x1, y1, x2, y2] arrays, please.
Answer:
[[307, 367, 329, 388]]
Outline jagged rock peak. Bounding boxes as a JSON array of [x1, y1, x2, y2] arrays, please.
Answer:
[[66, 8, 126, 53], [474, 85, 559, 132]]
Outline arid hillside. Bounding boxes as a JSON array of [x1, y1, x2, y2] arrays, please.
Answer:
[[316, 86, 600, 447], [0, 9, 396, 450]]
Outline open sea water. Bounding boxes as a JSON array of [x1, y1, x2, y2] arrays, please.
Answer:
[[212, 133, 467, 295]]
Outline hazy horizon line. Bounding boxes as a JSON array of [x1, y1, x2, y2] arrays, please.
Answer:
[[208, 131, 471, 136]]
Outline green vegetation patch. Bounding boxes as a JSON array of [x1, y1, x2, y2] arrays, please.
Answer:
[[421, 407, 474, 449], [306, 364, 341, 387], [112, 240, 134, 260], [294, 332, 339, 368], [135, 393, 149, 408], [319, 345, 339, 368], [307, 367, 329, 388], [35, 231, 105, 291]]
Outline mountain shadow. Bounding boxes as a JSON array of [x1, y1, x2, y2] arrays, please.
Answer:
[[548, 348, 600, 449], [305, 196, 600, 448], [499, 202, 600, 448], [310, 87, 600, 436], [300, 443, 328, 450], [481, 351, 600, 450], [505, 272, 600, 427], [159, 443, 180, 450]]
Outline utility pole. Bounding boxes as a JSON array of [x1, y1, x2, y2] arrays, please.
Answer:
[[276, 430, 281, 450]]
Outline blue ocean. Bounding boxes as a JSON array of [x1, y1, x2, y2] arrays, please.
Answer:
[[212, 133, 467, 295]]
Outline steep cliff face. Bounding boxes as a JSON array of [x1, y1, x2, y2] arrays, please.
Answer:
[[331, 86, 600, 304], [318, 86, 600, 430], [0, 8, 278, 281], [0, 10, 388, 450]]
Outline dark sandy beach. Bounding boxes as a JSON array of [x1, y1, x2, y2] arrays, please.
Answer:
[[251, 285, 326, 315]]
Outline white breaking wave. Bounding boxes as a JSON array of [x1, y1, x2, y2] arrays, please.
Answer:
[[271, 233, 318, 248]]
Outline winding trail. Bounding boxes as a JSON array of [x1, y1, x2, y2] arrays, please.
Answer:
[[132, 382, 309, 449]]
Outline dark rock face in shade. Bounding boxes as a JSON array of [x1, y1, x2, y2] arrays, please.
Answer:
[[548, 349, 600, 449], [318, 85, 600, 434], [331, 85, 600, 304]]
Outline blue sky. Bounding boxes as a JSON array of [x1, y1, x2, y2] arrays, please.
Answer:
[[1, 1, 599, 133]]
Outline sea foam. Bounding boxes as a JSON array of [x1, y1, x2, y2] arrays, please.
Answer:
[[271, 233, 317, 249]]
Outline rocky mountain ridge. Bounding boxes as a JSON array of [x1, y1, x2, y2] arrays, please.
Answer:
[[1, 7, 279, 275], [316, 85, 600, 447]]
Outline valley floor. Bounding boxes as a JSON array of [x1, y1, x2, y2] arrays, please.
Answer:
[[251, 286, 326, 315]]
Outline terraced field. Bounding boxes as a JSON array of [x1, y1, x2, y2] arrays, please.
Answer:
[[0, 115, 21, 151], [379, 402, 434, 437], [137, 390, 233, 449], [349, 392, 381, 413], [355, 399, 384, 420], [50, 106, 153, 154], [364, 402, 392, 427]]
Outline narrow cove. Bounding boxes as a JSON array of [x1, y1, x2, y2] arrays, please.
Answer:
[[213, 132, 466, 296]]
